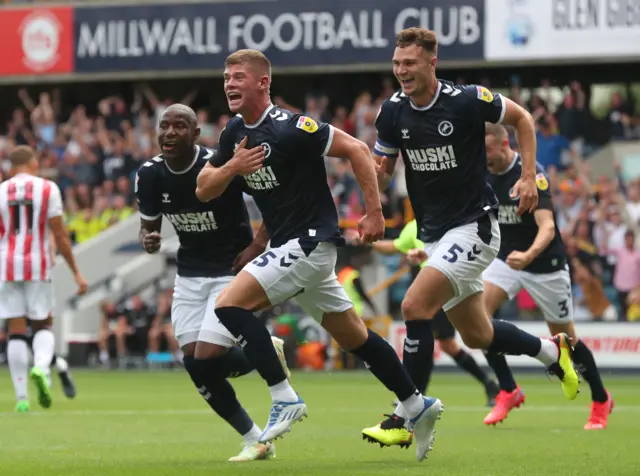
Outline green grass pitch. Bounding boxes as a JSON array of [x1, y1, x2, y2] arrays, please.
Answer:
[[0, 369, 638, 475]]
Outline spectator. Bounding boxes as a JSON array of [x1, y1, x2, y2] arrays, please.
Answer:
[[98, 302, 132, 367], [625, 181, 640, 227], [147, 289, 181, 362], [141, 84, 197, 125], [107, 195, 135, 225], [123, 295, 156, 358], [17, 88, 59, 147], [608, 91, 634, 140], [68, 208, 103, 244], [555, 81, 586, 153], [6, 108, 35, 147], [628, 285, 640, 321], [196, 109, 217, 148], [609, 231, 640, 319], [555, 183, 584, 232], [535, 114, 571, 171], [571, 258, 617, 321], [330, 105, 356, 137]]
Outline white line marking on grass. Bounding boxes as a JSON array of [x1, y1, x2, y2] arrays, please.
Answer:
[[0, 405, 638, 417]]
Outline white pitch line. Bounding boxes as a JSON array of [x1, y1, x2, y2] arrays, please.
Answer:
[[0, 405, 638, 417]]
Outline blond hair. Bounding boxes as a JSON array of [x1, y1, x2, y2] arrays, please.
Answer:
[[225, 49, 272, 83]]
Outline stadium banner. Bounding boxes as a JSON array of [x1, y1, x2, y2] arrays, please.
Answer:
[[0, 6, 74, 76], [485, 0, 640, 61], [73, 0, 485, 73], [388, 322, 640, 368]]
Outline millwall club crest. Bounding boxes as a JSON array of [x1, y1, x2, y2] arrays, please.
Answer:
[[509, 186, 520, 201]]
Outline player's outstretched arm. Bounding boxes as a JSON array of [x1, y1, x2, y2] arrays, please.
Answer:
[[327, 128, 384, 241], [501, 97, 538, 215]]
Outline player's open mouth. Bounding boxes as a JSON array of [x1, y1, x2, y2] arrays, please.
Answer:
[[162, 142, 177, 151], [401, 79, 414, 88], [227, 92, 242, 101]]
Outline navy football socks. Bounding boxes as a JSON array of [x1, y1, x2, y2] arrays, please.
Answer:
[[216, 306, 288, 386], [572, 340, 608, 403], [403, 319, 435, 394], [352, 329, 418, 401]]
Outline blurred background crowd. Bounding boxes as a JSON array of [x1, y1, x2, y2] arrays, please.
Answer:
[[1, 1, 640, 366]]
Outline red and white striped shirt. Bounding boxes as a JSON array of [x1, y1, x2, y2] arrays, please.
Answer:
[[0, 173, 63, 282]]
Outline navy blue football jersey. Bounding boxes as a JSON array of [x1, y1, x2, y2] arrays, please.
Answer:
[[210, 105, 343, 248], [487, 155, 566, 273], [374, 80, 502, 242], [136, 145, 253, 278]]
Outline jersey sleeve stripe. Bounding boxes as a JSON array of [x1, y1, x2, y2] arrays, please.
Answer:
[[321, 125, 335, 157], [496, 94, 507, 124], [374, 141, 399, 157], [376, 138, 399, 149], [139, 212, 162, 221]]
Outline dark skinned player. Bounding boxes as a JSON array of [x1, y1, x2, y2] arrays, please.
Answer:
[[136, 104, 290, 462]]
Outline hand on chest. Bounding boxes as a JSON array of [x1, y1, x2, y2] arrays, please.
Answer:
[[234, 132, 287, 192]]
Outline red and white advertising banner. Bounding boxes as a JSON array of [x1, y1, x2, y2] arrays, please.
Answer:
[[388, 322, 640, 368]]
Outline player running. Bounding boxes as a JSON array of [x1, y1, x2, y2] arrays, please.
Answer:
[[482, 123, 613, 429], [350, 221, 500, 406], [196, 49, 443, 462], [136, 104, 289, 462], [0, 145, 87, 412], [362, 27, 579, 449]]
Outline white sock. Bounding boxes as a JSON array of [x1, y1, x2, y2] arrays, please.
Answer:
[[394, 403, 409, 420], [536, 339, 559, 367], [55, 355, 69, 373], [33, 329, 55, 373], [242, 423, 263, 444], [269, 379, 298, 403], [8, 338, 30, 401], [99, 351, 109, 364], [400, 392, 425, 420]]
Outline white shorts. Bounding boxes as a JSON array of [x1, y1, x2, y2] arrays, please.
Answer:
[[423, 213, 501, 312], [483, 258, 573, 323], [171, 275, 237, 348], [0, 281, 54, 320], [244, 239, 353, 321]]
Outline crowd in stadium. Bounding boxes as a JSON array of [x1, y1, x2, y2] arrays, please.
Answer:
[[0, 75, 639, 364]]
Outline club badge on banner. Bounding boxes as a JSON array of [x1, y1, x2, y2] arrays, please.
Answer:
[[485, 0, 640, 61], [388, 321, 640, 368], [0, 7, 74, 76]]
